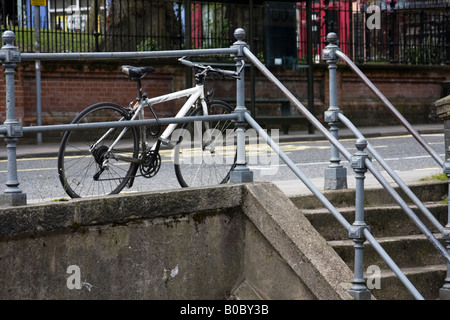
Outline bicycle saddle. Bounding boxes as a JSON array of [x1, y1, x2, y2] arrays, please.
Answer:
[[120, 65, 155, 80]]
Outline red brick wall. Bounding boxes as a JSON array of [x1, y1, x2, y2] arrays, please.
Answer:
[[336, 64, 448, 126], [0, 61, 449, 132], [5, 61, 181, 127]]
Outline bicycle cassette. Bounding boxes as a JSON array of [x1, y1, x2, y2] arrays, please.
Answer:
[[139, 150, 161, 178]]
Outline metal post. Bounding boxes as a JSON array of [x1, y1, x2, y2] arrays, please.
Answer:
[[230, 28, 253, 183], [34, 5, 42, 144], [348, 138, 371, 300], [185, 0, 193, 88], [306, 0, 315, 134], [440, 160, 450, 300], [322, 32, 347, 190], [389, 1, 396, 63], [0, 30, 27, 207]]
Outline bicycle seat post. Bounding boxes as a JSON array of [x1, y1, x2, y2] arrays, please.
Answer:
[[136, 79, 143, 99]]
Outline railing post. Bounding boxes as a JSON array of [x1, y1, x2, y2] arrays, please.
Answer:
[[348, 138, 371, 300], [230, 28, 253, 183], [0, 30, 26, 207], [322, 32, 347, 190], [440, 160, 450, 300]]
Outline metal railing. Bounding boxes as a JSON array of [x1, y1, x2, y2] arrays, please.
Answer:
[[242, 41, 450, 300], [0, 28, 243, 204], [3, 0, 449, 65], [1, 27, 450, 300]]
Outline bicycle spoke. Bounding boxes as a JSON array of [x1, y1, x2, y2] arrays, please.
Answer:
[[174, 100, 236, 188], [58, 103, 139, 198]]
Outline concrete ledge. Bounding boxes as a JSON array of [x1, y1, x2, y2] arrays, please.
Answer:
[[0, 183, 354, 300], [241, 183, 354, 300]]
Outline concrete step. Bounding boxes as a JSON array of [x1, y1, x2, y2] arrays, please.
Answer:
[[289, 181, 449, 300], [367, 264, 447, 300], [301, 202, 447, 240], [290, 181, 448, 210], [328, 233, 446, 270]]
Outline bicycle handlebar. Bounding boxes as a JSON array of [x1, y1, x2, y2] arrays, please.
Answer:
[[178, 57, 242, 79]]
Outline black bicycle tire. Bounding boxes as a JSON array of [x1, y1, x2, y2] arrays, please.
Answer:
[[173, 99, 236, 188], [57, 102, 139, 198]]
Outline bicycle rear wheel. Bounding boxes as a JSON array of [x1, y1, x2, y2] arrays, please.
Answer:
[[58, 102, 139, 198], [173, 99, 236, 187]]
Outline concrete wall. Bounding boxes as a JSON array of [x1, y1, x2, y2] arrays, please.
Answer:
[[0, 182, 354, 300]]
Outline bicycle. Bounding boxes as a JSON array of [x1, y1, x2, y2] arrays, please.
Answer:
[[57, 57, 243, 198]]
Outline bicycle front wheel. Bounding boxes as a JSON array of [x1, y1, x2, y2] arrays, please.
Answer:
[[173, 100, 236, 187], [58, 102, 139, 198]]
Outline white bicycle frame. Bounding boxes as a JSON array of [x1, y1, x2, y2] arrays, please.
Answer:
[[146, 84, 209, 150], [94, 83, 210, 163]]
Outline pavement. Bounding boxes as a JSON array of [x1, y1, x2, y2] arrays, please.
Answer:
[[273, 123, 446, 196], [1, 122, 446, 198], [8, 122, 444, 157]]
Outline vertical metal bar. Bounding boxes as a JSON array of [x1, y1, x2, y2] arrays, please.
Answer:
[[389, 1, 396, 63], [45, 1, 49, 53], [127, 0, 131, 51], [62, 1, 66, 52], [185, 0, 192, 88], [142, 0, 147, 50], [306, 0, 314, 134], [103, 0, 107, 51], [323, 32, 347, 190], [249, 0, 256, 119], [71, 0, 75, 52], [94, 0, 99, 52], [111, 0, 116, 52], [0, 31, 27, 206], [348, 0, 353, 61], [34, 5, 42, 144], [348, 138, 371, 300], [446, 5, 450, 65], [50, 0, 54, 52], [230, 28, 253, 183], [134, 0, 138, 51], [440, 162, 450, 300]]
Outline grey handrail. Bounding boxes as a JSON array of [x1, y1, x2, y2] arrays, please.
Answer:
[[335, 50, 444, 168], [243, 46, 428, 299], [0, 114, 239, 135], [20, 48, 238, 61], [244, 111, 424, 300], [246, 45, 450, 264], [243, 46, 450, 265], [338, 113, 444, 233], [363, 229, 424, 300]]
